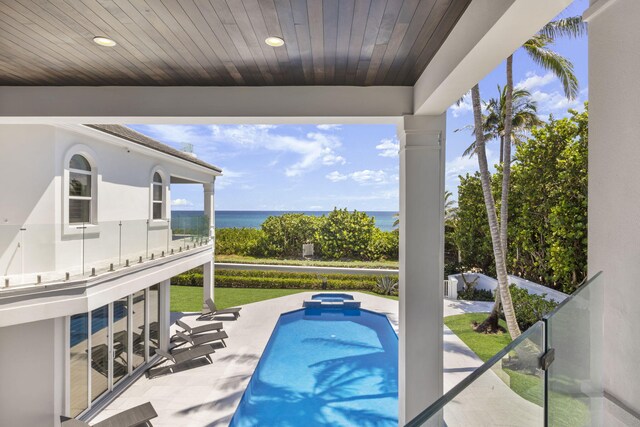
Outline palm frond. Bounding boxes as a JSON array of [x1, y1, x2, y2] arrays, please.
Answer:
[[539, 16, 586, 40], [523, 36, 579, 99]]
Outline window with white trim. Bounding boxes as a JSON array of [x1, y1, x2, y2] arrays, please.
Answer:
[[69, 154, 93, 224], [152, 172, 164, 220]]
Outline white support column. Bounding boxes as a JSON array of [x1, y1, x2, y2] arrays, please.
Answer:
[[159, 279, 171, 352], [586, 0, 640, 423], [398, 114, 446, 425], [203, 180, 215, 311]]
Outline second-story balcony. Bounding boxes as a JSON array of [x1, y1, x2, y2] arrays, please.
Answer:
[[0, 216, 212, 291]]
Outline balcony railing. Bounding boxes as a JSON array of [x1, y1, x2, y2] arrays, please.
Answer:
[[0, 216, 212, 290], [406, 272, 604, 427]]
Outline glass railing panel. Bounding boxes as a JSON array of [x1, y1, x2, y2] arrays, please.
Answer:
[[0, 216, 212, 289], [406, 322, 545, 427], [544, 272, 604, 427]]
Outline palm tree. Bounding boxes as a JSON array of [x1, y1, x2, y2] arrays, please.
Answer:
[[461, 86, 542, 158], [470, 84, 521, 338], [471, 17, 585, 337]]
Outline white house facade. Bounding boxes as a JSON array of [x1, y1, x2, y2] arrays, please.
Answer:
[[0, 124, 221, 425]]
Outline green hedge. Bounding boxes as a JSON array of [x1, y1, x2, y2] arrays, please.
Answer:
[[171, 268, 395, 291]]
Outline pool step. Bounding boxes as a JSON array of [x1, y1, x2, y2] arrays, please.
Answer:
[[303, 300, 361, 309]]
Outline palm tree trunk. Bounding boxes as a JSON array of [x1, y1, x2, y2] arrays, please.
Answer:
[[471, 84, 521, 339], [501, 55, 514, 257]]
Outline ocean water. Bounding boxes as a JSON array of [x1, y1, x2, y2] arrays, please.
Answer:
[[172, 210, 397, 232], [229, 307, 398, 426]]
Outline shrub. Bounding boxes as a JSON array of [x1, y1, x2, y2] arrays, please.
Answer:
[[170, 269, 395, 294], [315, 208, 376, 260], [375, 276, 398, 296], [215, 228, 263, 256], [257, 213, 322, 258], [368, 229, 399, 261], [457, 287, 494, 301], [507, 285, 559, 330]]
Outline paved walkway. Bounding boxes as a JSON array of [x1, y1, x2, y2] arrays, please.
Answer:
[[93, 295, 533, 426]]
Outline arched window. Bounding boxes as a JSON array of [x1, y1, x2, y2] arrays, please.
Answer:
[[152, 172, 164, 220], [69, 154, 93, 224]]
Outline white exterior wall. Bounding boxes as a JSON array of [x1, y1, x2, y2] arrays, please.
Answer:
[[448, 272, 568, 303], [0, 318, 66, 427], [587, 0, 640, 422], [0, 124, 216, 282]]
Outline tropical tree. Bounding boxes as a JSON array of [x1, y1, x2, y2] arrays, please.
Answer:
[[464, 17, 585, 338], [470, 84, 521, 338], [461, 86, 542, 158]]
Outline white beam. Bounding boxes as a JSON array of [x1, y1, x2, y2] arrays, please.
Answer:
[[0, 86, 411, 124], [413, 0, 572, 116], [398, 113, 446, 424]]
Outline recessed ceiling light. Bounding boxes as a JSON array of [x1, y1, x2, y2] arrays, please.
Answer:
[[93, 36, 117, 47], [265, 36, 284, 47]]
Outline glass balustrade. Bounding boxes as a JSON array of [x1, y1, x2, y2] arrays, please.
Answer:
[[405, 273, 604, 427], [0, 216, 211, 289]]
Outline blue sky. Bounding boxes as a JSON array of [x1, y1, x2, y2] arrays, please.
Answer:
[[129, 0, 588, 212]]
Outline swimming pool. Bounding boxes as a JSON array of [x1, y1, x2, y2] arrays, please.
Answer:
[[311, 293, 355, 302], [230, 307, 398, 427]]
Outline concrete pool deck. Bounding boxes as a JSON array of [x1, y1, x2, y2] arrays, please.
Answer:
[[91, 294, 494, 426]]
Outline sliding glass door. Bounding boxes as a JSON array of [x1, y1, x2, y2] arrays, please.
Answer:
[[131, 289, 146, 370], [148, 284, 160, 358], [112, 296, 129, 385], [68, 283, 163, 417], [90, 305, 109, 401], [69, 313, 89, 417]]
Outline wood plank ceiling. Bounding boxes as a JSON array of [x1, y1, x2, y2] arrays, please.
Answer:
[[0, 0, 470, 86]]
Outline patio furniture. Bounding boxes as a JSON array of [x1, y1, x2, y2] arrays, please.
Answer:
[[148, 345, 216, 379], [174, 319, 223, 336], [60, 402, 157, 427], [172, 330, 228, 349], [200, 298, 241, 320]]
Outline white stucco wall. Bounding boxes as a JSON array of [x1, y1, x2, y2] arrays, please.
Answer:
[[0, 317, 65, 427], [587, 0, 640, 421], [449, 272, 568, 303], [0, 124, 216, 282]]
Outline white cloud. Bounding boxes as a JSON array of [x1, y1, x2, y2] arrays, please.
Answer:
[[450, 93, 472, 118], [529, 89, 582, 116], [172, 198, 193, 207], [216, 167, 245, 189], [351, 170, 389, 184], [326, 171, 348, 182], [308, 205, 323, 210], [445, 148, 499, 197], [376, 138, 399, 157], [208, 126, 346, 177], [516, 71, 556, 91], [326, 169, 397, 185], [316, 124, 342, 131]]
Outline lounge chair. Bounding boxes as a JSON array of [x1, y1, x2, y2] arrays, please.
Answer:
[[174, 319, 223, 336], [172, 330, 228, 349], [200, 298, 241, 320], [60, 402, 157, 427], [148, 345, 216, 378]]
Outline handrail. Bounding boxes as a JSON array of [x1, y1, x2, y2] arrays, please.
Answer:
[[404, 320, 543, 426]]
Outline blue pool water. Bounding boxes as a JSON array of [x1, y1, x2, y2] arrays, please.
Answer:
[[311, 293, 355, 302], [230, 307, 398, 427]]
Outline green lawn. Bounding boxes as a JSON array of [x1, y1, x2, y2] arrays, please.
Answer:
[[170, 285, 397, 312], [445, 313, 590, 426], [444, 313, 511, 362], [216, 254, 398, 269]]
